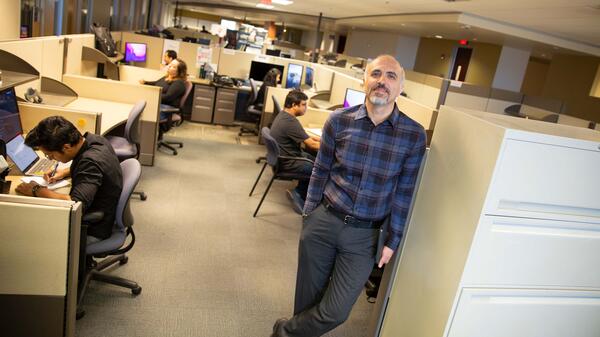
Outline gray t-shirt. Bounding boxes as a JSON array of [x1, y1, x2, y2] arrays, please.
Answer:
[[270, 111, 309, 168]]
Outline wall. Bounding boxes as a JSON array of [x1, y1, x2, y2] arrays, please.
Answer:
[[414, 38, 502, 87], [521, 57, 550, 96], [541, 54, 600, 122], [591, 64, 600, 98], [0, 1, 20, 40], [492, 46, 531, 91]]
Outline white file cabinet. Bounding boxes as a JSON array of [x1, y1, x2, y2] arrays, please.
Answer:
[[379, 106, 600, 337]]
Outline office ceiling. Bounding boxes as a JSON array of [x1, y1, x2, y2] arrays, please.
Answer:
[[175, 0, 600, 57]]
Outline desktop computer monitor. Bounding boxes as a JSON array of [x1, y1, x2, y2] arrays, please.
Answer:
[[249, 61, 284, 84], [265, 49, 281, 57], [124, 42, 147, 62], [305, 67, 314, 87], [0, 87, 23, 143], [343, 88, 366, 108], [285, 63, 304, 89]]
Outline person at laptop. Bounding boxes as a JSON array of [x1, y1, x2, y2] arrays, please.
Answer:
[[269, 89, 320, 214], [15, 116, 123, 242]]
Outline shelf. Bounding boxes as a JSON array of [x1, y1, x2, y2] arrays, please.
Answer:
[[0, 71, 38, 91]]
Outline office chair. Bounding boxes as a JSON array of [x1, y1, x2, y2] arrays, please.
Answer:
[[334, 59, 347, 68], [239, 78, 262, 136], [106, 100, 147, 200], [158, 80, 193, 155], [256, 95, 283, 164], [250, 127, 314, 217], [76, 158, 142, 319]]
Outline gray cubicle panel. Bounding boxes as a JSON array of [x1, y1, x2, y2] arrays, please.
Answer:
[[441, 82, 491, 111], [520, 95, 566, 120], [0, 196, 81, 337], [486, 88, 523, 115]]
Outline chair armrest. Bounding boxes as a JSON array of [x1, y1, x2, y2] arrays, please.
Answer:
[[82, 211, 105, 224], [278, 155, 314, 164], [161, 106, 179, 113]]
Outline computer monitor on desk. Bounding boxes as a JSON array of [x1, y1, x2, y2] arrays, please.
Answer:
[[343, 88, 366, 108], [249, 61, 284, 84], [124, 42, 147, 62], [0, 87, 23, 143], [305, 67, 314, 88], [285, 63, 303, 89], [265, 49, 281, 57]]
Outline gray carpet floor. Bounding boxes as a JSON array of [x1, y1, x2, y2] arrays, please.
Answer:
[[75, 123, 374, 337]]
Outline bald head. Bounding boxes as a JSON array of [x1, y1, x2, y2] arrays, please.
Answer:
[[364, 55, 405, 84]]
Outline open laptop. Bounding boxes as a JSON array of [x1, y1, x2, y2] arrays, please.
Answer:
[[5, 134, 55, 176]]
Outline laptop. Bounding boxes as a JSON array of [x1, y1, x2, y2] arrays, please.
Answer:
[[6, 134, 55, 176]]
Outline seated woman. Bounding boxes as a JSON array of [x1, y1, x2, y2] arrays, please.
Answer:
[[139, 58, 188, 120], [254, 68, 281, 110]]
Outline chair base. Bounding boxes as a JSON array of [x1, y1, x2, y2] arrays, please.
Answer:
[[158, 140, 183, 155], [239, 122, 259, 136], [77, 254, 141, 320], [133, 190, 147, 201]]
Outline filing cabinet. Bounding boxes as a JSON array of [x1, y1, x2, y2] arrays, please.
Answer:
[[212, 87, 238, 125], [191, 84, 215, 123], [379, 106, 600, 337]]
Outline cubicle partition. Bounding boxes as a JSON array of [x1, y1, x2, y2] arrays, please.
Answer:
[[396, 95, 438, 130], [118, 64, 164, 84], [297, 107, 332, 129], [403, 70, 444, 109], [64, 34, 96, 77], [329, 72, 363, 106], [62, 74, 161, 165], [443, 82, 491, 111], [19, 102, 100, 135], [485, 88, 523, 115], [0, 195, 81, 337]]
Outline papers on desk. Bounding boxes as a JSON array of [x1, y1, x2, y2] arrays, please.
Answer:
[[306, 128, 323, 137], [20, 176, 71, 190]]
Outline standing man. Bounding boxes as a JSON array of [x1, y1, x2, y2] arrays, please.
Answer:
[[271, 55, 426, 337], [15, 116, 123, 243], [270, 89, 320, 213]]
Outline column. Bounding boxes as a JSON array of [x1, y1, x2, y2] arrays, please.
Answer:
[[0, 0, 20, 40], [492, 45, 531, 91]]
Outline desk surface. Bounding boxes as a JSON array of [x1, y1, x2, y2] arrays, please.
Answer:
[[310, 98, 334, 110], [305, 127, 323, 137], [6, 175, 71, 196], [40, 92, 78, 107], [66, 97, 133, 135]]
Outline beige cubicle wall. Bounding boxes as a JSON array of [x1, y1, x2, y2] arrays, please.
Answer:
[[117, 31, 220, 79], [329, 72, 363, 106], [556, 114, 591, 128], [313, 64, 335, 92], [18, 102, 100, 135], [167, 27, 219, 44], [0, 194, 81, 337], [0, 36, 64, 97], [298, 107, 332, 129], [63, 34, 96, 77], [485, 88, 523, 115], [396, 96, 438, 130], [61, 74, 161, 165], [403, 70, 444, 109], [520, 95, 565, 120], [443, 82, 491, 111], [118, 64, 164, 84]]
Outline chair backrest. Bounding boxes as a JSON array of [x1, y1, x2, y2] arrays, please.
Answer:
[[116, 158, 142, 232], [179, 80, 193, 109], [246, 78, 259, 108], [272, 95, 282, 118], [124, 100, 146, 145], [261, 127, 281, 168]]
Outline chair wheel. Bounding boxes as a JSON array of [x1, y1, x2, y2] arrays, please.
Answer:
[[132, 286, 142, 295], [180, 144, 184, 148], [173, 151, 178, 155], [140, 194, 148, 201], [120, 256, 129, 265], [76, 309, 85, 320]]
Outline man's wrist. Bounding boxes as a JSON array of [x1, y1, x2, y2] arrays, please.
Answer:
[[32, 184, 47, 197]]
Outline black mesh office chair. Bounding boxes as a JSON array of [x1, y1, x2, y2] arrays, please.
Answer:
[[77, 158, 142, 319], [106, 100, 147, 200], [250, 127, 313, 217], [239, 79, 262, 136], [158, 80, 193, 155]]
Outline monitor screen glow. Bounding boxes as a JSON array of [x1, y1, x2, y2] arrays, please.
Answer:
[[0, 88, 22, 143], [124, 42, 147, 62], [285, 63, 303, 89], [343, 88, 366, 108], [305, 67, 314, 87]]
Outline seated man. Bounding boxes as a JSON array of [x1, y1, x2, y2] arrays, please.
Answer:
[[269, 89, 320, 214], [16, 116, 123, 243]]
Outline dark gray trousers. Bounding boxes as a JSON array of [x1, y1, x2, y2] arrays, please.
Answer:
[[275, 203, 379, 337]]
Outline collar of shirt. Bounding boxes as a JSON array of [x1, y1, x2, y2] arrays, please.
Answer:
[[354, 103, 401, 128]]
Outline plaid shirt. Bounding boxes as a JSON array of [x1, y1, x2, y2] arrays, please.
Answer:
[[304, 104, 426, 251]]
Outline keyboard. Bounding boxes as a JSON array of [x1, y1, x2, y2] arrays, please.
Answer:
[[29, 158, 55, 175]]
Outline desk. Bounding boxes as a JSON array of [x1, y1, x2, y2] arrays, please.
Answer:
[[39, 92, 78, 107], [305, 127, 323, 137], [6, 175, 71, 195], [65, 97, 133, 135]]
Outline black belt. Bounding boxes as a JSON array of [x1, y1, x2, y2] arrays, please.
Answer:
[[323, 200, 384, 229]]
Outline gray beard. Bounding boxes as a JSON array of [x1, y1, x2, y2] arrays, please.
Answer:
[[368, 95, 388, 106]]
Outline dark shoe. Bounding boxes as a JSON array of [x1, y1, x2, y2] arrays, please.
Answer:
[[286, 189, 304, 215], [271, 317, 288, 337]]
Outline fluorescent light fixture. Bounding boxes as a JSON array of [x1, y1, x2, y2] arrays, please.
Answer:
[[256, 3, 274, 9], [272, 0, 293, 4], [435, 35, 443, 39]]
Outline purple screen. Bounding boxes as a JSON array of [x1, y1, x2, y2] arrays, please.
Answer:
[[125, 43, 147, 62]]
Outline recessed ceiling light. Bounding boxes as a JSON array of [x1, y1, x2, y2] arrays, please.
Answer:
[[435, 35, 443, 39], [472, 37, 477, 41], [256, 3, 274, 9], [541, 53, 546, 57], [400, 23, 406, 26], [272, 0, 293, 4]]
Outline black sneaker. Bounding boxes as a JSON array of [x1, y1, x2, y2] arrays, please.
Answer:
[[286, 189, 304, 214]]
